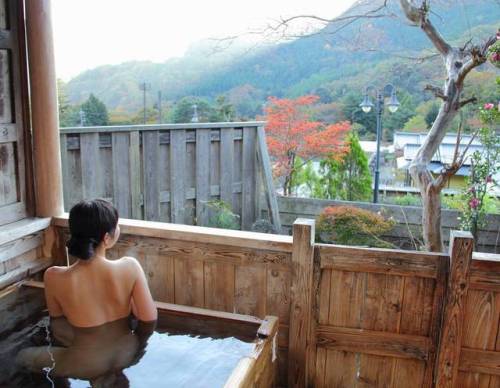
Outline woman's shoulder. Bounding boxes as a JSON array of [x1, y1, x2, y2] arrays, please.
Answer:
[[113, 256, 143, 273]]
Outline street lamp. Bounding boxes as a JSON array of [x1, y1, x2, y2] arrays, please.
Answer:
[[360, 84, 400, 203]]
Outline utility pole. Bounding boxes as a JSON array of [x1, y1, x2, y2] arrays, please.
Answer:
[[139, 82, 151, 124]]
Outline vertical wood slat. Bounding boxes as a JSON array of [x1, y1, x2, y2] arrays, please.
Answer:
[[195, 129, 210, 226], [142, 130, 159, 221], [170, 129, 186, 224], [80, 133, 100, 199], [220, 127, 234, 208], [59, 134, 69, 210], [256, 126, 281, 232], [129, 131, 141, 219], [288, 218, 315, 388], [435, 231, 474, 387], [241, 127, 256, 230], [112, 132, 131, 217]]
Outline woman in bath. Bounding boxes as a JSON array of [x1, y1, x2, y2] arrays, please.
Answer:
[[17, 199, 157, 385]]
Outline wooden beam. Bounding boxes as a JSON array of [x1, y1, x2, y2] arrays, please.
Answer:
[[316, 325, 432, 361], [51, 214, 293, 253], [288, 218, 315, 388], [318, 244, 444, 279], [25, 0, 63, 217], [435, 231, 474, 388], [459, 348, 500, 376]]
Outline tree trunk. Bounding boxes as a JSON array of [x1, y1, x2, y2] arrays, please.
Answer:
[[422, 184, 443, 252]]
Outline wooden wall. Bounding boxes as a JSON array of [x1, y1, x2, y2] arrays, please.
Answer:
[[60, 123, 267, 230], [312, 244, 448, 387], [0, 0, 32, 225]]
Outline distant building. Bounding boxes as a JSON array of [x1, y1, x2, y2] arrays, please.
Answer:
[[393, 131, 494, 190]]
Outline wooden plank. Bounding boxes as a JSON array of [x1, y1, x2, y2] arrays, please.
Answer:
[[144, 254, 174, 303], [435, 231, 474, 388], [220, 127, 234, 207], [241, 127, 256, 230], [400, 276, 435, 336], [458, 288, 500, 386], [142, 130, 160, 221], [0, 217, 50, 246], [256, 126, 281, 232], [328, 270, 365, 328], [79, 133, 100, 199], [323, 350, 357, 388], [195, 128, 210, 226], [170, 129, 186, 224], [266, 267, 291, 325], [314, 268, 331, 388], [59, 134, 70, 211], [52, 215, 294, 253], [0, 232, 42, 263], [0, 124, 17, 143], [235, 265, 266, 317], [459, 349, 500, 376], [129, 131, 141, 219], [316, 326, 431, 361], [318, 244, 442, 279], [173, 257, 204, 308], [112, 132, 131, 217], [204, 262, 235, 312], [288, 219, 315, 388]]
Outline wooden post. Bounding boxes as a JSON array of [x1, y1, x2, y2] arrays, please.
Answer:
[[25, 0, 63, 217], [256, 126, 281, 232], [435, 230, 474, 387], [288, 218, 315, 388]]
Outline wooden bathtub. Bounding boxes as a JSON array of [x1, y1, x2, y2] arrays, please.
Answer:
[[0, 280, 279, 388]]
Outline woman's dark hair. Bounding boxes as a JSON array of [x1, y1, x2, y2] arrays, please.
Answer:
[[66, 199, 119, 260]]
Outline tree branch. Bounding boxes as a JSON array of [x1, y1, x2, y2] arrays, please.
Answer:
[[424, 84, 447, 100], [457, 97, 477, 109], [399, 0, 451, 55], [458, 35, 497, 85]]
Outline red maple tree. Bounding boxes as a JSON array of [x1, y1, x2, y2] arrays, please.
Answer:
[[264, 95, 350, 195]]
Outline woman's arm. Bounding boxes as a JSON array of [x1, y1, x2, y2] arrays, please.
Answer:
[[127, 258, 158, 322], [43, 267, 64, 318]]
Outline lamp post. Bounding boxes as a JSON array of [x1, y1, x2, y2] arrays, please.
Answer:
[[359, 84, 400, 203]]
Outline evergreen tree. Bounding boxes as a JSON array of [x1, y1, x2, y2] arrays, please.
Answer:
[[57, 79, 80, 127], [315, 132, 372, 201], [172, 97, 214, 123], [424, 103, 440, 128], [81, 94, 109, 126]]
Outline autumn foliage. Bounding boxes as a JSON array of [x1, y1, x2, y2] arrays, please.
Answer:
[[264, 95, 349, 195]]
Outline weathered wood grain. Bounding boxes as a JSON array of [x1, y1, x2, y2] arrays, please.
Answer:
[[170, 129, 186, 224], [142, 130, 160, 221], [79, 133, 100, 199], [220, 127, 234, 207], [288, 219, 315, 388], [241, 127, 256, 230], [112, 132, 131, 217], [195, 128, 210, 226], [435, 231, 474, 387], [129, 131, 141, 219]]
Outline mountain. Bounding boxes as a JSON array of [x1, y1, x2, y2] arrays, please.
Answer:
[[64, 0, 500, 116]]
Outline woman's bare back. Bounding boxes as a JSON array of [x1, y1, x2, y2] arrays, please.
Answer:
[[44, 256, 155, 328]]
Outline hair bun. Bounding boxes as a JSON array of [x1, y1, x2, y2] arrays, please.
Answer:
[[66, 236, 99, 260]]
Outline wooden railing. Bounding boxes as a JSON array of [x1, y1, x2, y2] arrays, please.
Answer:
[[59, 122, 280, 231]]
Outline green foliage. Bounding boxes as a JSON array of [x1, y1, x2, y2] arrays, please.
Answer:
[[390, 194, 422, 207], [425, 103, 440, 128], [316, 205, 395, 248], [81, 94, 109, 126], [382, 92, 416, 139], [204, 200, 240, 230], [172, 97, 215, 123], [314, 132, 372, 201], [458, 99, 500, 241], [57, 79, 80, 127], [403, 115, 427, 132]]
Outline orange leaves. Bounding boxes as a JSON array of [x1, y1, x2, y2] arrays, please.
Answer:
[[264, 95, 350, 178]]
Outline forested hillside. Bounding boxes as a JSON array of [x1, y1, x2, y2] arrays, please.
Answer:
[[62, 0, 499, 138]]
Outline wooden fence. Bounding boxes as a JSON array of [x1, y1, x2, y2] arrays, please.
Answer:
[[3, 213, 499, 387], [60, 122, 280, 231], [264, 195, 500, 253], [46, 216, 500, 387]]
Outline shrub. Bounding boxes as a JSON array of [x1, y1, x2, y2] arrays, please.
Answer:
[[204, 200, 240, 230], [391, 194, 422, 207], [316, 205, 395, 248]]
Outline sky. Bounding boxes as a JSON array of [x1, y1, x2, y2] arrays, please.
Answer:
[[52, 0, 356, 81]]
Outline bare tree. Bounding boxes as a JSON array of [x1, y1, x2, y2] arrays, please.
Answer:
[[399, 0, 496, 251]]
